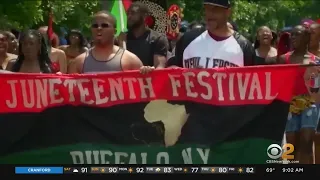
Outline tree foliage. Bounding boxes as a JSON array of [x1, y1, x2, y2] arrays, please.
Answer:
[[168, 0, 319, 37], [0, 0, 100, 36], [0, 0, 43, 29], [0, 0, 319, 38], [49, 1, 100, 35]]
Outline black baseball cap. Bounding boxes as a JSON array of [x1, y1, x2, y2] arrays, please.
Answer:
[[203, 0, 231, 8]]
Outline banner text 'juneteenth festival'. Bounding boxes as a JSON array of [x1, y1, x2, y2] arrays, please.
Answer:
[[5, 70, 278, 109]]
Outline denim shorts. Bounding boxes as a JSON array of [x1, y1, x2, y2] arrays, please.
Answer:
[[285, 104, 320, 132]]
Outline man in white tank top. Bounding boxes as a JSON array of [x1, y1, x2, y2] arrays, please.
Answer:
[[68, 11, 154, 74]]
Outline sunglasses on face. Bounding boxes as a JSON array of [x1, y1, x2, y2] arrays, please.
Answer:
[[91, 23, 111, 28]]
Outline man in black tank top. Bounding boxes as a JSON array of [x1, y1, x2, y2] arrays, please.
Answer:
[[68, 10, 152, 74]]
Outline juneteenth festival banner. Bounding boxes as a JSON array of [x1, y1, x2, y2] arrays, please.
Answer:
[[0, 65, 317, 164]]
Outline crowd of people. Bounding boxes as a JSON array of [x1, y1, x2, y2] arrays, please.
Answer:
[[1, 0, 320, 164]]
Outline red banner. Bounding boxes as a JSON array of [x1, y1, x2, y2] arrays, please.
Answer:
[[0, 65, 314, 113]]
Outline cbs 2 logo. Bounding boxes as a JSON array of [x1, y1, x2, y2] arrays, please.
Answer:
[[267, 144, 294, 159]]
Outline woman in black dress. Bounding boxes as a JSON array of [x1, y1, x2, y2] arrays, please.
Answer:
[[254, 26, 278, 65]]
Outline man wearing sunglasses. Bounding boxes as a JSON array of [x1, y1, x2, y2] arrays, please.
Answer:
[[68, 11, 153, 74], [117, 2, 168, 70]]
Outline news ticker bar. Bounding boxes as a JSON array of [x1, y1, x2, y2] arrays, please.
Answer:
[[14, 166, 313, 175], [15, 166, 254, 174]]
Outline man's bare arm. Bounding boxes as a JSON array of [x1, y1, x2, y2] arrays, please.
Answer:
[[121, 51, 143, 71]]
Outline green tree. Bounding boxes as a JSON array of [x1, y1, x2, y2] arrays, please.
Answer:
[[1, 0, 319, 38], [36, 0, 100, 36], [167, 0, 319, 38], [0, 0, 100, 36], [52, 1, 100, 36], [0, 0, 43, 29]]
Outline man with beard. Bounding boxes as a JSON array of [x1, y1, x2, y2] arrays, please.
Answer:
[[165, 0, 256, 146], [117, 2, 168, 69], [167, 0, 254, 68], [68, 11, 145, 73]]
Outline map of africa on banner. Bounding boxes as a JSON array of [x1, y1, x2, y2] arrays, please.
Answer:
[[0, 65, 316, 164]]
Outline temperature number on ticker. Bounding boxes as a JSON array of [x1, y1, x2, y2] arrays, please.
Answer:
[[266, 168, 275, 173]]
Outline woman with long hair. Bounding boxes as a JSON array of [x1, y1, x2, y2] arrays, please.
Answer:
[[253, 26, 277, 65], [6, 30, 52, 73], [0, 31, 17, 69], [38, 26, 67, 73], [59, 29, 88, 62]]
